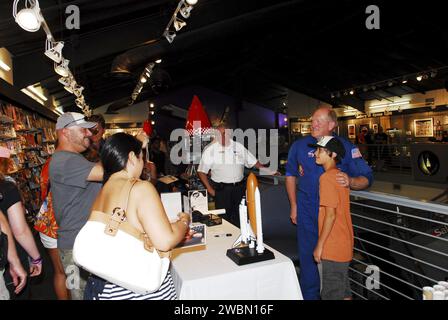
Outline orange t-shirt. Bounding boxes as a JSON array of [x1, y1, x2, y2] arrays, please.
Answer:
[[318, 168, 353, 262]]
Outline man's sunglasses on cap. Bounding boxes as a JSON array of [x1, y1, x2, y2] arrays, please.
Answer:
[[88, 126, 99, 135], [63, 116, 86, 128]]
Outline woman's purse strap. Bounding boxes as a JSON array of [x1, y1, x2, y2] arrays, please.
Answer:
[[104, 178, 138, 237], [90, 210, 171, 258], [89, 177, 171, 258]]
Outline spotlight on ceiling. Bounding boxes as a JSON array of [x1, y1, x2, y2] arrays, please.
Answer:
[[402, 78, 408, 84], [388, 80, 394, 87], [430, 70, 437, 78], [163, 30, 176, 43], [13, 0, 43, 32], [72, 85, 84, 98], [186, 0, 198, 5], [155, 59, 162, 64], [58, 76, 71, 87], [330, 93, 335, 99], [180, 4, 194, 19], [416, 75, 423, 81], [45, 39, 64, 64], [173, 17, 187, 31], [54, 58, 70, 77], [422, 74, 429, 80], [349, 89, 355, 95]]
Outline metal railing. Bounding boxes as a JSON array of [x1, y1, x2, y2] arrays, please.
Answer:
[[355, 143, 412, 174], [348, 190, 448, 300]]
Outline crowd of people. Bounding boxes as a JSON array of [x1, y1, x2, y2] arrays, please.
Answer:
[[0, 106, 375, 300]]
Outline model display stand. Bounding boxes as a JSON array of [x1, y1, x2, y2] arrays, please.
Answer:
[[226, 173, 275, 265]]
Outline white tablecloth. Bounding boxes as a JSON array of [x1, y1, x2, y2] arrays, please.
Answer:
[[170, 220, 303, 300]]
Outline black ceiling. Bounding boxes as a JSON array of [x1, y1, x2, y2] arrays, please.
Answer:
[[1, 0, 448, 114]]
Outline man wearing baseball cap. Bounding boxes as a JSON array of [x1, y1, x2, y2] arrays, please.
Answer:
[[49, 112, 104, 299]]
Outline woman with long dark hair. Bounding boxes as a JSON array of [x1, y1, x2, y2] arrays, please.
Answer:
[[86, 133, 190, 300]]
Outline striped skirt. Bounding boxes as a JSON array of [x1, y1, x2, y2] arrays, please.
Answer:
[[96, 271, 177, 300]]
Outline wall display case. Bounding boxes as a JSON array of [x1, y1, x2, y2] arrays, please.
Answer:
[[0, 101, 56, 223]]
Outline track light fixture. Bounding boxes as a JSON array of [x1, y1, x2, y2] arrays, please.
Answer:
[[173, 17, 187, 31], [330, 67, 447, 102], [13, 0, 92, 115], [163, 0, 198, 44], [130, 63, 155, 103], [45, 38, 64, 63], [163, 30, 176, 43], [180, 5, 194, 19], [54, 58, 70, 77], [13, 0, 43, 32], [73, 85, 84, 98]]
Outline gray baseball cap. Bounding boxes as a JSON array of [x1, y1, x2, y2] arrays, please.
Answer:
[[56, 112, 96, 130]]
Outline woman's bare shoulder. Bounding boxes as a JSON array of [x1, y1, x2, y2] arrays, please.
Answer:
[[132, 179, 156, 195]]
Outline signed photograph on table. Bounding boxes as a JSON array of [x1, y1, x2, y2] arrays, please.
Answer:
[[176, 223, 206, 249]]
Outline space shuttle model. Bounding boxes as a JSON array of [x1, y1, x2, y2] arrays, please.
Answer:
[[227, 173, 274, 265]]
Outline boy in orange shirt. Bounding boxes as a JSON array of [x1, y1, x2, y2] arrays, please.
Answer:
[[308, 136, 353, 300]]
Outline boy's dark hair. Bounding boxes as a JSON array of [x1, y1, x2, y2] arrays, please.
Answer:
[[87, 114, 106, 129], [320, 147, 343, 163], [308, 136, 345, 163]]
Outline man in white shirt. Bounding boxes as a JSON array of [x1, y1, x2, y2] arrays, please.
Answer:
[[197, 124, 272, 227]]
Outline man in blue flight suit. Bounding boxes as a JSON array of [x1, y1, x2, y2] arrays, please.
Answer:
[[285, 106, 373, 300]]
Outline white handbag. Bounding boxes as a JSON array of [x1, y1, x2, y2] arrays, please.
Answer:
[[73, 179, 171, 295]]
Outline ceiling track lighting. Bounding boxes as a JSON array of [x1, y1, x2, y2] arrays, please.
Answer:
[[163, 30, 177, 44], [54, 58, 70, 77], [329, 67, 447, 101], [13, 0, 43, 32], [13, 0, 91, 116], [163, 0, 198, 44], [130, 63, 155, 103], [45, 38, 64, 63]]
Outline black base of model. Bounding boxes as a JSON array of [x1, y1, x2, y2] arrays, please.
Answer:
[[226, 246, 275, 266]]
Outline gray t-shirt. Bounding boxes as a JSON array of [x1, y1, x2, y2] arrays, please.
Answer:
[[49, 151, 102, 249]]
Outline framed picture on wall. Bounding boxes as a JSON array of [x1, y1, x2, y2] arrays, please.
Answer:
[[414, 118, 434, 137], [359, 124, 369, 133], [300, 122, 311, 134], [348, 124, 356, 139], [373, 123, 378, 134], [290, 121, 301, 134]]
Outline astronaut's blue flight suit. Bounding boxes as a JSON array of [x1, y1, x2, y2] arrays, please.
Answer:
[[285, 134, 373, 300]]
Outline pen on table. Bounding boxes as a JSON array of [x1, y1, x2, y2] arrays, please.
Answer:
[[214, 233, 232, 237]]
